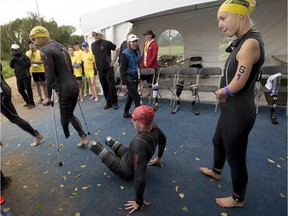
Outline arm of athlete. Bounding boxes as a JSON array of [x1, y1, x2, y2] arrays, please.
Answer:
[[217, 38, 261, 102]]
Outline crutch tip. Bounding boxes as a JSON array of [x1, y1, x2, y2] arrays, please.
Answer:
[[59, 162, 63, 166]]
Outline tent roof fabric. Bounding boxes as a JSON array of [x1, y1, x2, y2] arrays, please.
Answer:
[[80, 0, 217, 34]]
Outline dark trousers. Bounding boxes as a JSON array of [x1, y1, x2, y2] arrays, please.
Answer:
[[99, 67, 118, 105], [124, 82, 141, 113], [16, 77, 34, 105]]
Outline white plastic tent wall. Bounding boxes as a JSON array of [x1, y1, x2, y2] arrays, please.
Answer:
[[80, 0, 287, 68]]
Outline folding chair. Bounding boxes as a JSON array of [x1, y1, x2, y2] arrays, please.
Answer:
[[255, 65, 287, 120], [140, 68, 156, 104], [153, 67, 177, 109], [171, 67, 200, 114], [197, 67, 222, 112]]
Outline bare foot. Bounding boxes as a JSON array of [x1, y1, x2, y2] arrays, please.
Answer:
[[199, 167, 221, 180], [31, 134, 43, 147], [77, 136, 89, 147], [216, 196, 244, 208]]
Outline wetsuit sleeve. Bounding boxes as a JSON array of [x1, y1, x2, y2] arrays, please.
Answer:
[[152, 124, 166, 158], [132, 138, 149, 206], [40, 48, 55, 97], [120, 53, 128, 85]]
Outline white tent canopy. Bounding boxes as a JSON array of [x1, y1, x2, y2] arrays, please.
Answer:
[[80, 0, 287, 67]]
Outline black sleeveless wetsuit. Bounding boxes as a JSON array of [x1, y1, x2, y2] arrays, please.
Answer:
[[40, 40, 86, 138], [213, 31, 265, 199]]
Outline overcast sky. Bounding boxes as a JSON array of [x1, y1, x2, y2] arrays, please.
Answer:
[[1, 0, 132, 34]]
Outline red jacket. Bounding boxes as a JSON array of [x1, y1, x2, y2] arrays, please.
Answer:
[[141, 39, 158, 69]]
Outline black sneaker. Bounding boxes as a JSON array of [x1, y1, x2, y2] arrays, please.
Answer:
[[123, 113, 132, 118], [112, 104, 118, 110], [104, 104, 112, 110]]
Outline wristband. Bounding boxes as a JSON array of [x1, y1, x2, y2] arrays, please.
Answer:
[[224, 86, 233, 96]]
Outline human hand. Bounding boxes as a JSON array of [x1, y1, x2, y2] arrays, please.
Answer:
[[216, 88, 227, 103], [148, 157, 163, 167], [125, 200, 149, 214]]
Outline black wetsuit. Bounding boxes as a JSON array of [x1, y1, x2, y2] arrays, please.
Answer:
[[40, 40, 86, 138], [213, 31, 265, 200], [0, 68, 39, 137], [9, 52, 35, 106], [99, 125, 166, 206], [91, 39, 118, 107]]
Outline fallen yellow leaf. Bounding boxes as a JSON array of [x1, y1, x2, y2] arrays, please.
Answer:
[[277, 164, 281, 168], [180, 145, 184, 149], [75, 212, 81, 216], [182, 206, 188, 211], [195, 157, 200, 161], [22, 185, 28, 189], [120, 186, 124, 190], [75, 187, 78, 192], [218, 184, 222, 189], [82, 185, 92, 190], [60, 184, 64, 188], [280, 193, 286, 199], [175, 185, 179, 193], [43, 171, 49, 175], [179, 193, 184, 199], [267, 159, 275, 164], [74, 174, 81, 178], [221, 213, 228, 216], [97, 184, 102, 187], [80, 165, 87, 168], [62, 176, 67, 181]]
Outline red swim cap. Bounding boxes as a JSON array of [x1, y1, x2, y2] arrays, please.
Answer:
[[132, 105, 155, 125]]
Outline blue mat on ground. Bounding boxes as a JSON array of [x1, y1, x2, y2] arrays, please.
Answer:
[[1, 96, 287, 216]]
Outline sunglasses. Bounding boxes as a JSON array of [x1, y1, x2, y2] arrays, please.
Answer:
[[225, 39, 239, 53], [92, 33, 99, 37]]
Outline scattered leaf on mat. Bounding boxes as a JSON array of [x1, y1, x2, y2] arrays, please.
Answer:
[[120, 185, 124, 190], [80, 165, 86, 168], [277, 164, 281, 168], [180, 145, 184, 149], [75, 187, 78, 192], [267, 159, 275, 164], [2, 207, 10, 213], [280, 193, 286, 199], [43, 171, 49, 175], [279, 156, 285, 161], [221, 213, 228, 216], [22, 185, 28, 189], [82, 185, 92, 190], [75, 212, 81, 216], [60, 184, 64, 188], [97, 184, 102, 187], [195, 157, 200, 161], [218, 184, 222, 189], [210, 179, 215, 183], [183, 207, 188, 211], [179, 193, 185, 199], [62, 176, 67, 181], [74, 174, 81, 178], [175, 185, 179, 193]]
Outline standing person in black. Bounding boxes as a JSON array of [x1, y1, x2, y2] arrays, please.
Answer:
[[89, 105, 166, 214], [120, 34, 142, 118], [200, 0, 265, 208], [1, 62, 43, 147], [29, 26, 89, 147], [9, 44, 35, 109], [91, 29, 119, 110]]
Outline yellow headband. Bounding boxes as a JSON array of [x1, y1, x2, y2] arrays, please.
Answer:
[[218, 0, 256, 16], [30, 26, 49, 38]]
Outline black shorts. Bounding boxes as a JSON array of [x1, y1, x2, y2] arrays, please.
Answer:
[[32, 73, 46, 82], [75, 76, 83, 81]]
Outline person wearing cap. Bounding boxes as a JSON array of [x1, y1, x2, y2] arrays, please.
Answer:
[[81, 42, 99, 101], [29, 26, 89, 147], [200, 0, 264, 208], [26, 39, 48, 104], [1, 62, 43, 147], [91, 29, 119, 110], [120, 34, 142, 118], [9, 44, 36, 109], [140, 30, 159, 97], [68, 45, 84, 101], [89, 105, 166, 214]]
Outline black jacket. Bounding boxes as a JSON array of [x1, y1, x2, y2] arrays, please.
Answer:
[[10, 52, 31, 80]]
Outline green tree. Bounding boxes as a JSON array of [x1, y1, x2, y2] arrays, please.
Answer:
[[1, 12, 84, 62]]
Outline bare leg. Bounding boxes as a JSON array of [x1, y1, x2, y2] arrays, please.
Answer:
[[88, 77, 99, 101], [30, 134, 44, 147], [215, 196, 244, 208], [36, 82, 43, 102], [42, 81, 48, 99], [77, 80, 84, 101], [199, 167, 221, 180]]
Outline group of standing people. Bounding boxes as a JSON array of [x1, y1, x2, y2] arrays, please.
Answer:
[[2, 0, 265, 213]]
